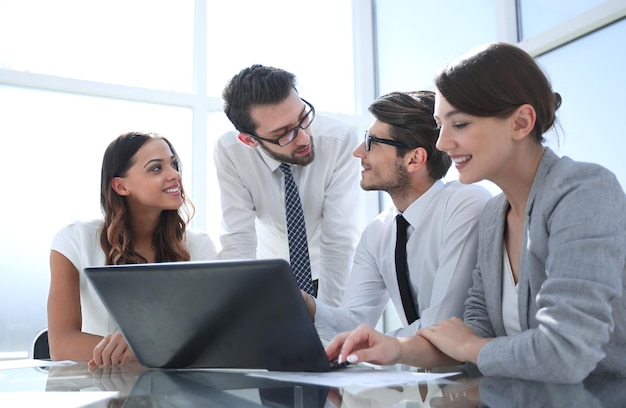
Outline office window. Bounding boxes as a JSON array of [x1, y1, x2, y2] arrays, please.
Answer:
[[536, 17, 626, 188], [206, 0, 355, 114], [374, 0, 497, 95], [0, 0, 194, 92], [518, 0, 606, 39]]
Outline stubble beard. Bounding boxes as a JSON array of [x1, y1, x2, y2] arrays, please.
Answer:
[[259, 136, 316, 166], [361, 159, 411, 199]]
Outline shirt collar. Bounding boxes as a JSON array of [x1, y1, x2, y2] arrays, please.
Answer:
[[395, 180, 445, 227], [254, 147, 284, 172]]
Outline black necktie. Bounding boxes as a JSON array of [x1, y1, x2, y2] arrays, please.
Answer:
[[279, 163, 315, 296], [395, 214, 418, 324]]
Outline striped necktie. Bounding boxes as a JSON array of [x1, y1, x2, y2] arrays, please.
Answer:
[[279, 163, 315, 296]]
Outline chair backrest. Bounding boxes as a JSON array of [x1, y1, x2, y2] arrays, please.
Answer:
[[30, 328, 50, 360]]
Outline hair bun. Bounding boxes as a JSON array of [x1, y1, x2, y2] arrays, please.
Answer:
[[553, 92, 562, 111]]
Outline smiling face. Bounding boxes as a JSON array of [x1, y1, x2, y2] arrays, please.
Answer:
[[246, 91, 315, 166], [434, 92, 517, 185], [111, 139, 184, 215], [352, 120, 411, 195]]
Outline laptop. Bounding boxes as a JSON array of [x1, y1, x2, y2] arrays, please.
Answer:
[[84, 259, 332, 372]]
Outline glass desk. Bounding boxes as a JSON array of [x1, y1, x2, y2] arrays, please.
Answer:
[[1, 361, 625, 407]]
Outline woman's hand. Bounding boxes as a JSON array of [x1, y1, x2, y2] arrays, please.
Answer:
[[418, 317, 490, 365], [88, 332, 136, 367], [325, 324, 403, 366]]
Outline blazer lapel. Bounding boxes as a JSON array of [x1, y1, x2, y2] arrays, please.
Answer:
[[484, 196, 509, 336], [518, 148, 559, 330]]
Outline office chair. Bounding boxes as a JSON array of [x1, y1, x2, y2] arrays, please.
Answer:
[[31, 328, 50, 360]]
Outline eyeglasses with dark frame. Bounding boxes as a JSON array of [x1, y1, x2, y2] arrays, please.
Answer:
[[247, 99, 316, 147], [364, 131, 411, 151]]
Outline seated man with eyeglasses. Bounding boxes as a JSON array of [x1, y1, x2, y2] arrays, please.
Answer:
[[214, 64, 361, 306], [301, 91, 492, 341]]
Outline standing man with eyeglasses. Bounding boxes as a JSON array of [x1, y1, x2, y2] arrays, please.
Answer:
[[214, 64, 361, 306], [302, 91, 492, 341]]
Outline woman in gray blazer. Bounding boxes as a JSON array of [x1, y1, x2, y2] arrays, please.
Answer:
[[325, 42, 626, 384]]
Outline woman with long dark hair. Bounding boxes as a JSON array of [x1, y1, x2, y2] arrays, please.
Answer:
[[48, 131, 217, 366]]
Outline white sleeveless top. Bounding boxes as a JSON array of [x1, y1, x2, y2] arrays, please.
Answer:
[[51, 219, 217, 336]]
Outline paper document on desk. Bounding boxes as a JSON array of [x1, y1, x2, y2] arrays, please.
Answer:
[[0, 359, 75, 370], [248, 367, 457, 388]]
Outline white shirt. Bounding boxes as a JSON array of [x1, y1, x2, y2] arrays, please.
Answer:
[[51, 219, 218, 336], [214, 115, 362, 306], [315, 180, 492, 340]]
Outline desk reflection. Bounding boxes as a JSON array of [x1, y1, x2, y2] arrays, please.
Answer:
[[478, 376, 626, 408], [45, 362, 146, 393], [124, 369, 328, 407], [328, 374, 626, 408], [328, 378, 477, 408], [35, 362, 626, 407]]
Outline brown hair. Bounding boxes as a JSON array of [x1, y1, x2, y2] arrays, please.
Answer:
[[368, 90, 452, 180], [222, 64, 297, 134], [435, 42, 561, 143]]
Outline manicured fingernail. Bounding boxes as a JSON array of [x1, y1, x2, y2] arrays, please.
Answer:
[[338, 354, 343, 364], [347, 354, 358, 363]]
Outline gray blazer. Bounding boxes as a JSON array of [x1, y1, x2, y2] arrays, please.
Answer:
[[465, 148, 626, 383]]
